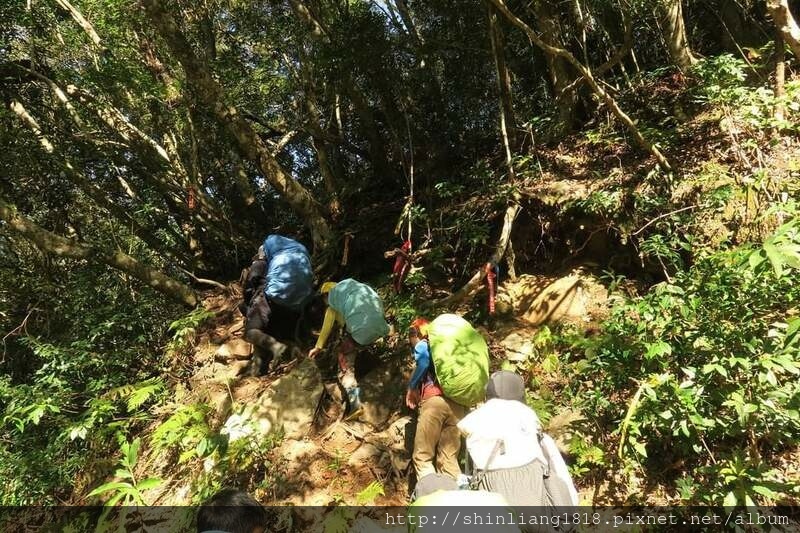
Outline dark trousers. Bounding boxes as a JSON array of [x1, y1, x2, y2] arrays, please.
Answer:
[[244, 293, 300, 375]]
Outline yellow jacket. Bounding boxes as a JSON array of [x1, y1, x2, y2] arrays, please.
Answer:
[[315, 282, 344, 350]]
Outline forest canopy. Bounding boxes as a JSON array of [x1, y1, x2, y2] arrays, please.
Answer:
[[1, 0, 799, 515]]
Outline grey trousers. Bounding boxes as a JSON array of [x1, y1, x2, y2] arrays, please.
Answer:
[[475, 460, 576, 532]]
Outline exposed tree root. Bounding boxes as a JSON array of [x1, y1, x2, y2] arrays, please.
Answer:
[[429, 200, 520, 309]]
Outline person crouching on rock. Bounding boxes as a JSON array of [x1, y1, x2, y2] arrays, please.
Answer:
[[308, 279, 390, 421], [239, 234, 314, 376]]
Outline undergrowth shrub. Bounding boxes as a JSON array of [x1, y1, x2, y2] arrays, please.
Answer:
[[0, 278, 191, 505], [190, 411, 285, 504], [571, 219, 800, 504], [414, 158, 513, 283], [144, 400, 285, 504], [691, 53, 800, 133]]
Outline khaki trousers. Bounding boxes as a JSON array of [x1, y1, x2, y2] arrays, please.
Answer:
[[413, 395, 466, 480]]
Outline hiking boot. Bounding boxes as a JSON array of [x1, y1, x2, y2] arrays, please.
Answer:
[[246, 347, 271, 377], [344, 387, 363, 421], [267, 344, 290, 373]]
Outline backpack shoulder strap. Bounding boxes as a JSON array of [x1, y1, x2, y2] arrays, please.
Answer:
[[538, 430, 551, 477], [469, 439, 503, 490]]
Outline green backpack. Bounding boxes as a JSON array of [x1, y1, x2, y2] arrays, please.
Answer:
[[427, 314, 490, 407]]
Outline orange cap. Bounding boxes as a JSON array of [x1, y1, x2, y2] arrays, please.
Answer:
[[409, 318, 430, 337]]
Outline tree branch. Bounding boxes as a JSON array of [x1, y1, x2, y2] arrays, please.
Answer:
[[429, 201, 520, 308], [558, 12, 634, 98], [487, 0, 672, 171], [54, 0, 104, 49], [0, 197, 198, 307], [8, 98, 194, 267], [140, 0, 334, 252]]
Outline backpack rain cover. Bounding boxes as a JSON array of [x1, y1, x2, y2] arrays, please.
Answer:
[[262, 235, 314, 311], [428, 314, 490, 407], [328, 278, 390, 345]]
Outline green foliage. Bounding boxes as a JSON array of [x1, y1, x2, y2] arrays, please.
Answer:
[[712, 455, 789, 507], [65, 378, 166, 442], [567, 433, 607, 479], [691, 53, 800, 133], [572, 191, 624, 219], [639, 233, 690, 273], [433, 181, 465, 199], [748, 218, 800, 277], [573, 220, 800, 503], [105, 378, 166, 413], [355, 480, 385, 505], [190, 408, 285, 504], [150, 403, 213, 464], [502, 326, 558, 375], [691, 54, 750, 105], [87, 437, 162, 506], [142, 400, 287, 504], [327, 449, 345, 476], [166, 308, 215, 355], [408, 157, 511, 284], [0, 260, 179, 504], [585, 126, 625, 150], [385, 290, 425, 334]]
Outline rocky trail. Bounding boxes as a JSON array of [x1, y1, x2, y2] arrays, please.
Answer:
[[156, 267, 611, 512]]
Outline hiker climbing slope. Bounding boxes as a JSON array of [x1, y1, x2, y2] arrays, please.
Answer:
[[458, 370, 579, 532], [406, 318, 465, 482], [407, 314, 490, 483], [308, 279, 389, 420], [240, 234, 313, 376]]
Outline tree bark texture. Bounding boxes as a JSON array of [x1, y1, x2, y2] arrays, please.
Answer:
[[657, 0, 698, 71], [531, 0, 578, 132], [768, 0, 800, 60], [0, 197, 198, 307], [488, 4, 518, 148], [140, 0, 334, 253], [775, 30, 786, 123]]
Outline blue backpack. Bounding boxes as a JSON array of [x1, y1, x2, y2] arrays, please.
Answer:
[[262, 235, 314, 312]]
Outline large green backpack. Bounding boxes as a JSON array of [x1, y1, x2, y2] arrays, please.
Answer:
[[427, 314, 490, 407]]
